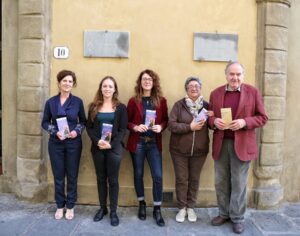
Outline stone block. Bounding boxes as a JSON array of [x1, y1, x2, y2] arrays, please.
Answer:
[[19, 0, 45, 15], [265, 26, 288, 51], [264, 96, 286, 119], [17, 157, 41, 184], [19, 15, 44, 39], [254, 165, 282, 179], [16, 182, 48, 201], [17, 134, 42, 160], [264, 73, 286, 96], [265, 50, 287, 74], [266, 2, 289, 28], [284, 204, 300, 218], [19, 39, 44, 63], [260, 143, 283, 166], [18, 63, 44, 87], [84, 30, 129, 58], [262, 120, 285, 143], [18, 111, 42, 135], [252, 186, 283, 209], [17, 86, 44, 111], [252, 211, 295, 232]]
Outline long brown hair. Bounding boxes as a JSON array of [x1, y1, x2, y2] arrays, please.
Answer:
[[88, 76, 120, 121], [134, 69, 163, 107]]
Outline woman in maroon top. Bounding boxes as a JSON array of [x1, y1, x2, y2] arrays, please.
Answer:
[[127, 69, 168, 227]]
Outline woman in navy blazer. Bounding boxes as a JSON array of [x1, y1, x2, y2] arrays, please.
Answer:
[[41, 70, 86, 220], [86, 76, 127, 227]]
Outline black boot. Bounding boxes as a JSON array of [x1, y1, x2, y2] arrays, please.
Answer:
[[138, 200, 146, 220], [93, 207, 108, 222], [153, 206, 165, 227], [110, 211, 119, 226]]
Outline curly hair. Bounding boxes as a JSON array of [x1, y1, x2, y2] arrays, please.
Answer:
[[88, 76, 120, 121], [134, 69, 163, 107]]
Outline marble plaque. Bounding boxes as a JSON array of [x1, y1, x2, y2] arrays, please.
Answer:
[[84, 30, 129, 58], [194, 33, 238, 62]]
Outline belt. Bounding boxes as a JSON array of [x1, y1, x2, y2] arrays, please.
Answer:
[[139, 136, 154, 143]]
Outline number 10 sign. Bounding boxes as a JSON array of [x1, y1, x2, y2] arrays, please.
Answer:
[[53, 46, 69, 59]]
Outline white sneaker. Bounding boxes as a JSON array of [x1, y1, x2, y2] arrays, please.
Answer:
[[187, 208, 197, 222], [176, 208, 187, 223]]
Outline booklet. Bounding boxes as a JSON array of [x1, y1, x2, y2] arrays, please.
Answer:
[[56, 117, 70, 139], [221, 108, 232, 129], [101, 123, 113, 143], [145, 110, 156, 129], [195, 108, 208, 122]]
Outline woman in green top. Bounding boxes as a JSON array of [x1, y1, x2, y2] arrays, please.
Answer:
[[86, 76, 128, 226]]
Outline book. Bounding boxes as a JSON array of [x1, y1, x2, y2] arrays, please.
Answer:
[[145, 110, 156, 129], [221, 108, 232, 129], [101, 123, 113, 143], [56, 117, 70, 139], [195, 108, 208, 122]]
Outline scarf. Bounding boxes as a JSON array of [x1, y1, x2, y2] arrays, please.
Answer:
[[185, 95, 204, 118]]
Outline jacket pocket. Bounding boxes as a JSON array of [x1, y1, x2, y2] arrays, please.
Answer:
[[247, 131, 257, 154]]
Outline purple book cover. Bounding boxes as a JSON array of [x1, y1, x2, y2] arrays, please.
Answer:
[[101, 123, 113, 143], [56, 117, 70, 139], [145, 110, 156, 129]]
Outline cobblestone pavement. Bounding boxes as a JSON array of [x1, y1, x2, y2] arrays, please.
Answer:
[[0, 193, 299, 236]]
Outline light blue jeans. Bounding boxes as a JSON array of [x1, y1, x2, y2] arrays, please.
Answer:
[[214, 139, 250, 223]]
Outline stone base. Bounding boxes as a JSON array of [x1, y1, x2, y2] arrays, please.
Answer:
[[15, 181, 48, 202], [251, 186, 283, 209]]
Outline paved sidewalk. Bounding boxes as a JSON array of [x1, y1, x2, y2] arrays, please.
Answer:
[[0, 193, 299, 236]]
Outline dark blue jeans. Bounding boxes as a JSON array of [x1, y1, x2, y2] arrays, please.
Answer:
[[130, 140, 163, 205], [48, 139, 82, 209], [92, 149, 122, 212]]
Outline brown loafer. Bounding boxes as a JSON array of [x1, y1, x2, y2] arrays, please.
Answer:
[[232, 223, 244, 234], [211, 215, 229, 226]]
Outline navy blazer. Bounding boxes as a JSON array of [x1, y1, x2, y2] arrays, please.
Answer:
[[41, 94, 87, 142], [86, 103, 128, 155]]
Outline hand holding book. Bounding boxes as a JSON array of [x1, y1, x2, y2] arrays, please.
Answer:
[[194, 108, 208, 122], [101, 123, 113, 143], [221, 108, 232, 130], [145, 110, 156, 129], [56, 117, 70, 140]]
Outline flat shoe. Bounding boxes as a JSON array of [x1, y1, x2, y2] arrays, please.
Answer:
[[65, 208, 74, 220], [211, 215, 229, 226], [93, 207, 108, 222], [233, 222, 244, 234], [54, 208, 64, 220]]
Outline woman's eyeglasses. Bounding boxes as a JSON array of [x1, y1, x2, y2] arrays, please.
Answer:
[[187, 85, 201, 90], [141, 78, 153, 82]]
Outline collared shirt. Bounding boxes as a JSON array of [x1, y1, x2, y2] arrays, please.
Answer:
[[225, 84, 241, 92]]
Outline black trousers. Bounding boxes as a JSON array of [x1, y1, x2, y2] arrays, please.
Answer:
[[92, 149, 122, 212]]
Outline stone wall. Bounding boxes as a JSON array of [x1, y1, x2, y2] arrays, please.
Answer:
[[282, 0, 300, 201], [252, 0, 291, 209], [1, 0, 52, 201]]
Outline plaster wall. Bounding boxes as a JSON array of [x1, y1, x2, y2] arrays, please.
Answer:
[[49, 0, 257, 205]]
